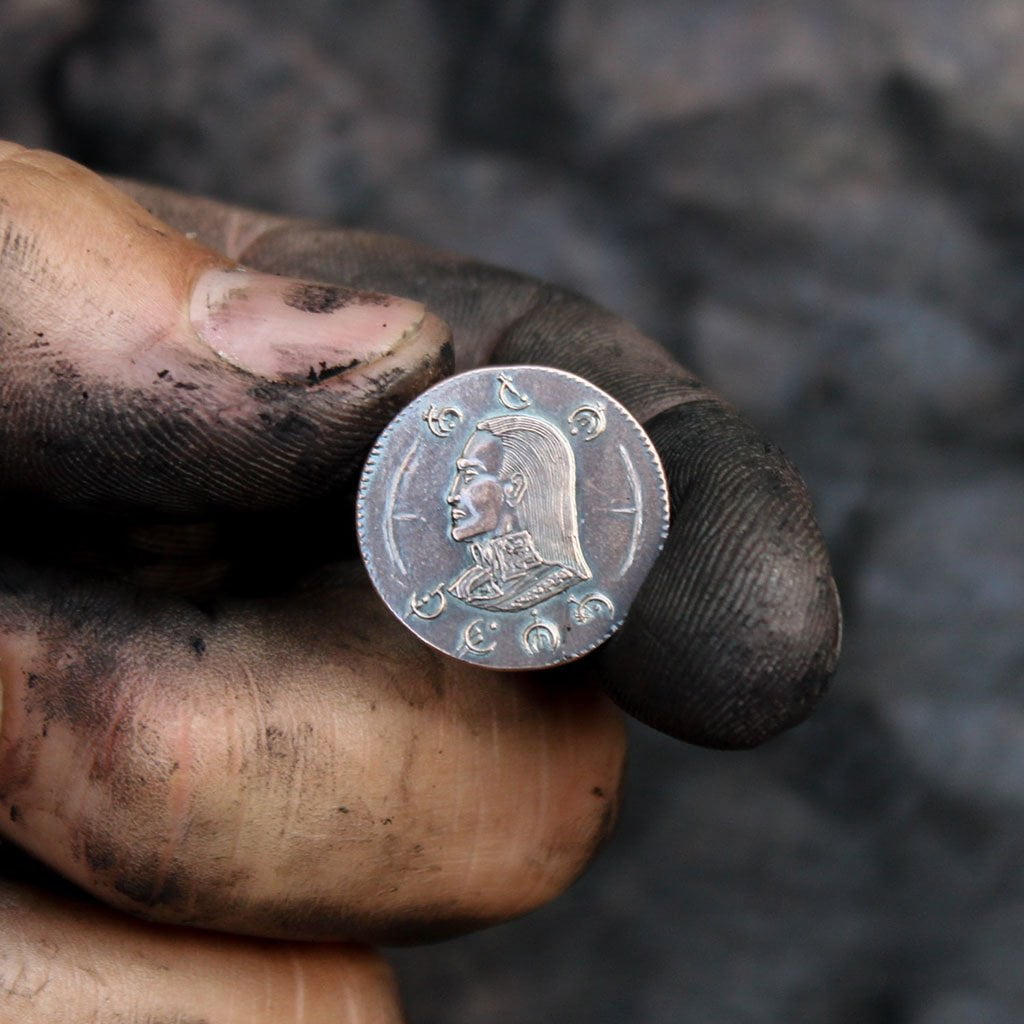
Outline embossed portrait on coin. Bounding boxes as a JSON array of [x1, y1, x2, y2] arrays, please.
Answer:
[[445, 414, 592, 612]]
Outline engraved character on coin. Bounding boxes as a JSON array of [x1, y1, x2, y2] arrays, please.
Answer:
[[446, 414, 592, 612]]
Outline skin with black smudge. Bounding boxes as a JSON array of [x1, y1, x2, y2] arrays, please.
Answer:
[[283, 281, 393, 315], [602, 402, 839, 747], [0, 343, 450, 515], [0, 558, 625, 942]]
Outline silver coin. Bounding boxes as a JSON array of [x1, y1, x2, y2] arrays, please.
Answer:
[[357, 365, 670, 670]]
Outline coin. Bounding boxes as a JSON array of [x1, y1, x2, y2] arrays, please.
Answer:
[[357, 365, 670, 670]]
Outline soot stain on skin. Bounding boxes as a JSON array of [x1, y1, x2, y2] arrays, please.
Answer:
[[363, 366, 407, 400], [0, 589, 134, 811], [283, 282, 392, 314], [306, 358, 359, 385], [48, 358, 81, 382], [7, 373, 213, 510], [0, 225, 48, 280], [612, 400, 839, 747], [283, 282, 351, 314], [83, 836, 117, 874], [78, 830, 190, 914], [4, 342, 387, 517], [267, 410, 319, 444], [247, 897, 505, 944], [8, 805, 20, 823], [113, 855, 187, 910], [247, 380, 305, 403], [595, 800, 617, 848], [0, 737, 38, 806], [189, 635, 206, 658], [264, 724, 286, 754], [8, 580, 189, 786], [437, 336, 455, 375], [28, 662, 115, 736]]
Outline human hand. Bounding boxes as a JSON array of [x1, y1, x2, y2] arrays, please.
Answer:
[[0, 143, 840, 1021]]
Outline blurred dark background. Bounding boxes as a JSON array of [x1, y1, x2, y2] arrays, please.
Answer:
[[3, 1, 1023, 1020]]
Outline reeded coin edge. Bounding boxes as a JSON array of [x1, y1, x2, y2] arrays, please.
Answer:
[[356, 365, 671, 671]]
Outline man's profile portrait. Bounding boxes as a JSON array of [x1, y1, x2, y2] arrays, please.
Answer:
[[446, 414, 592, 612]]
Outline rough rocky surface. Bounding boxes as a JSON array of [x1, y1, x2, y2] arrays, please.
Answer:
[[2, 1, 1022, 1020]]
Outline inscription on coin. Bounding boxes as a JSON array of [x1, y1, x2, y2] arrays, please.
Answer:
[[358, 366, 670, 670], [568, 403, 606, 440], [423, 404, 463, 438]]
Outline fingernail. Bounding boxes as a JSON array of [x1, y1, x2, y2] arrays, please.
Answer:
[[190, 267, 428, 382]]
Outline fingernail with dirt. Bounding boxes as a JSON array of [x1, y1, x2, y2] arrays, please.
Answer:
[[190, 267, 430, 383]]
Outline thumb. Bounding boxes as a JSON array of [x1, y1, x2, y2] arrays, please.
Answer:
[[0, 143, 450, 514]]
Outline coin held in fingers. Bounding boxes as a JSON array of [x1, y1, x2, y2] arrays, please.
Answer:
[[357, 366, 670, 669]]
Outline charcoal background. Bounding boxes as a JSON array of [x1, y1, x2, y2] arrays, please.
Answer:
[[3, 1, 1024, 1021]]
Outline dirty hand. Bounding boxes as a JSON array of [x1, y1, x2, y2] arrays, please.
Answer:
[[0, 144, 840, 1022]]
